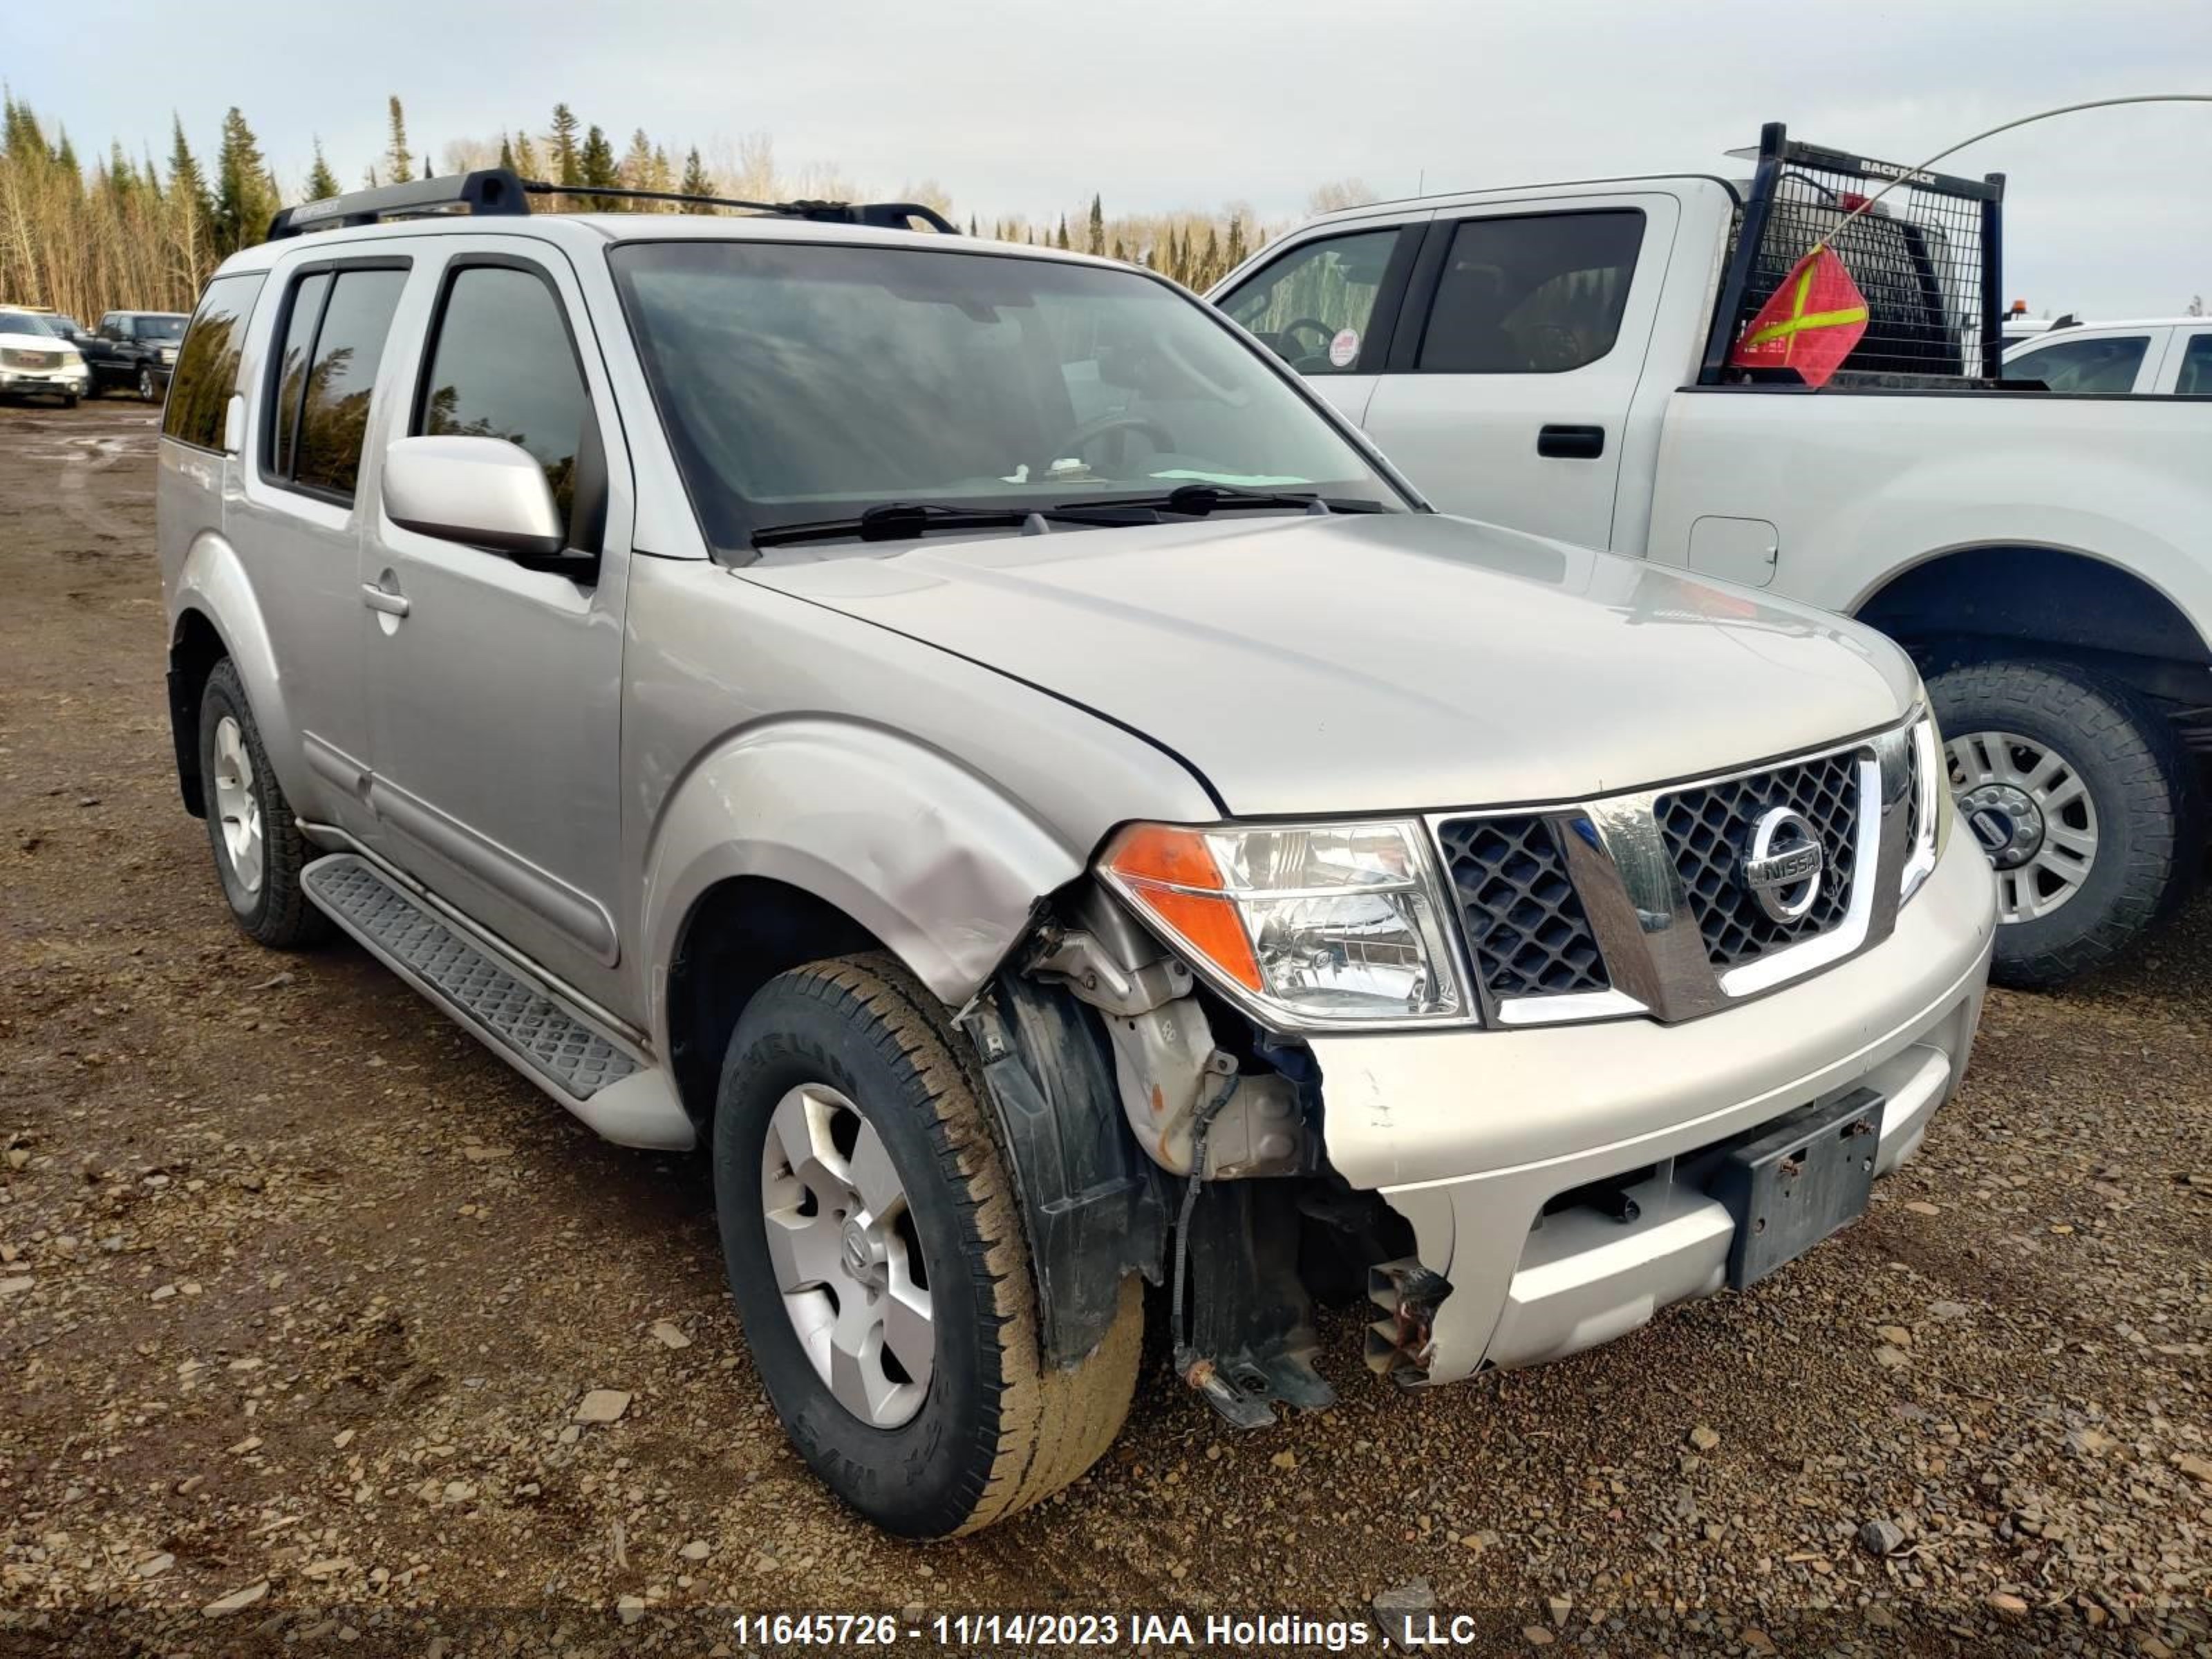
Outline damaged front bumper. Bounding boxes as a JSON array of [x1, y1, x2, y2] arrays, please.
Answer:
[[1309, 831, 1995, 1385]]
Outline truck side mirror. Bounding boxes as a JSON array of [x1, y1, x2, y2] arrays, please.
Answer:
[[382, 435, 571, 563]]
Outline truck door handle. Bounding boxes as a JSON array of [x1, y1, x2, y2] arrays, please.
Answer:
[[1537, 424, 1606, 460], [360, 583, 411, 619]]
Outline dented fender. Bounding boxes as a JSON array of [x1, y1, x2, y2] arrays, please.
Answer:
[[639, 716, 1084, 1048]]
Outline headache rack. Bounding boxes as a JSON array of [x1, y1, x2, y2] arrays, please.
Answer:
[[1698, 121, 2005, 388], [266, 169, 959, 241]]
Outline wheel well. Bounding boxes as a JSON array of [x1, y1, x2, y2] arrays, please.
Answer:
[[1859, 547, 2212, 702], [665, 877, 886, 1130], [167, 610, 227, 816]]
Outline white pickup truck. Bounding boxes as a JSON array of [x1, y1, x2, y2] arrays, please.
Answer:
[[1212, 122, 2211, 987]]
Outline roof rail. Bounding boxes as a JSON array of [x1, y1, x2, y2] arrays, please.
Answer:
[[267, 168, 959, 241], [267, 169, 530, 239]]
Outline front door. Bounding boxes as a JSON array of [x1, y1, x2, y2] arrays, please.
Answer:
[[357, 241, 632, 1002], [1358, 196, 1674, 549], [1214, 223, 1423, 428]]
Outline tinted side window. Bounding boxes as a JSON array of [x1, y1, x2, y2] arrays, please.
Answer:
[[2171, 333, 2211, 396], [269, 272, 331, 479], [1219, 229, 1403, 374], [272, 268, 407, 500], [1419, 211, 1644, 373], [162, 274, 266, 451], [415, 265, 590, 520], [1999, 334, 2147, 395]]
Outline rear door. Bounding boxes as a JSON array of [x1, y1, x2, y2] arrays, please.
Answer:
[[1212, 220, 1424, 427], [1356, 195, 1675, 547]]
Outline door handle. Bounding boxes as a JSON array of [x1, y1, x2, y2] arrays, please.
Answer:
[[360, 583, 411, 619], [1537, 424, 1606, 460]]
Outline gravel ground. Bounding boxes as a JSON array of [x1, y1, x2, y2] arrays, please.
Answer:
[[1, 400, 2208, 1658]]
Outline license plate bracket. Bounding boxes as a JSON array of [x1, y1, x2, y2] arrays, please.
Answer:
[[1711, 1087, 1885, 1290]]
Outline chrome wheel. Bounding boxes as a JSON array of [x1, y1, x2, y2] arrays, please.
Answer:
[[760, 1083, 932, 1428], [210, 715, 265, 897], [1948, 727, 2097, 924]]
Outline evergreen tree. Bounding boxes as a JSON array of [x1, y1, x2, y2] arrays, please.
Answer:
[[619, 127, 655, 190], [107, 141, 139, 197], [1199, 225, 1221, 287], [306, 139, 340, 201], [679, 147, 712, 209], [1054, 214, 1069, 251], [968, 213, 978, 236], [1111, 236, 1126, 263], [55, 126, 79, 176], [513, 131, 541, 178], [579, 124, 618, 209], [1165, 227, 1182, 284], [498, 134, 516, 172], [384, 95, 413, 184], [1086, 192, 1104, 256], [1224, 214, 1246, 272], [549, 104, 582, 187], [213, 107, 280, 253], [167, 114, 213, 228], [648, 143, 676, 198]]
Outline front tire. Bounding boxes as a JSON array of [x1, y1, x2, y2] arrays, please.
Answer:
[[196, 660, 330, 948], [1929, 658, 2200, 987], [713, 955, 1142, 1537]]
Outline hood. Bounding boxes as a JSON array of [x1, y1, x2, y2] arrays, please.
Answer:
[[0, 331, 80, 355], [742, 512, 1918, 818]]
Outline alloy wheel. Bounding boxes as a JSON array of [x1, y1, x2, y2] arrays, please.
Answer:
[[759, 1082, 933, 1427], [1947, 727, 2098, 924], [210, 714, 265, 897]]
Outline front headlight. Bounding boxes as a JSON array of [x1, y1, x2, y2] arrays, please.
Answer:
[[1098, 820, 1463, 1028], [1900, 708, 1951, 903]]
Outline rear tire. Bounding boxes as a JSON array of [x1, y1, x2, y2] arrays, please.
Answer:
[[1929, 657, 2199, 988], [137, 364, 157, 402], [196, 660, 331, 948], [713, 954, 1142, 1537]]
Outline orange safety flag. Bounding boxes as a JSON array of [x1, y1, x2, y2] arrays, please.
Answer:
[[1728, 245, 1870, 388]]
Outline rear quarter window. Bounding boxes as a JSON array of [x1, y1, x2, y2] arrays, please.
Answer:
[[163, 274, 267, 451]]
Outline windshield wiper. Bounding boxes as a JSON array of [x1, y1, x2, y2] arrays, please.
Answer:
[[751, 500, 1153, 549], [1069, 483, 1391, 517]]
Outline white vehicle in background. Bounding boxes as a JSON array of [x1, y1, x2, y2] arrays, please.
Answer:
[[0, 308, 90, 406], [1212, 121, 2212, 988], [2001, 317, 2212, 395]]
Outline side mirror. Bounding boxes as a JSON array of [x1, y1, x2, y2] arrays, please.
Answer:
[[382, 435, 568, 561]]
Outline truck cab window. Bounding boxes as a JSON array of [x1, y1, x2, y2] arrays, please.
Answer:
[[2000, 335, 2148, 395], [1418, 211, 1644, 374], [1218, 229, 1403, 375]]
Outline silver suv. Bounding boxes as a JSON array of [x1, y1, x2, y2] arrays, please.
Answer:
[[156, 170, 1995, 1537]]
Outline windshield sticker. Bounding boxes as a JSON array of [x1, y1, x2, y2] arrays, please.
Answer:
[[1328, 328, 1360, 368]]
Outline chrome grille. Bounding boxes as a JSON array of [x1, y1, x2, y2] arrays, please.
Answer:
[[1657, 751, 1862, 968], [1436, 815, 1608, 999]]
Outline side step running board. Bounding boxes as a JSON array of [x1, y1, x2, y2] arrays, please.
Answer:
[[301, 853, 695, 1151]]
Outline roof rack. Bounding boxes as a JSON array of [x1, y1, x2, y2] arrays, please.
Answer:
[[267, 168, 959, 241]]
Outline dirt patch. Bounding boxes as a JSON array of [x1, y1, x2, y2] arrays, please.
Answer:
[[1, 402, 2206, 1656]]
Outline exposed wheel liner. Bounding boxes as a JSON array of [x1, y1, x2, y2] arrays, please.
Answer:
[[1929, 657, 2200, 988], [196, 659, 331, 949], [712, 953, 1142, 1537]]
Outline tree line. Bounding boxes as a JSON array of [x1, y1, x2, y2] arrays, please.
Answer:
[[0, 93, 1376, 322]]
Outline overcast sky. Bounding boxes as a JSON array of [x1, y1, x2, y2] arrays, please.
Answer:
[[15, 0, 2209, 316]]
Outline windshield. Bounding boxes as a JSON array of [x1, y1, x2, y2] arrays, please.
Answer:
[[133, 315, 188, 341], [608, 240, 1406, 555], [0, 312, 58, 337]]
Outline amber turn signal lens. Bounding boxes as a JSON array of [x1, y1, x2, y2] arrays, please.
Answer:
[[1100, 825, 1264, 993]]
